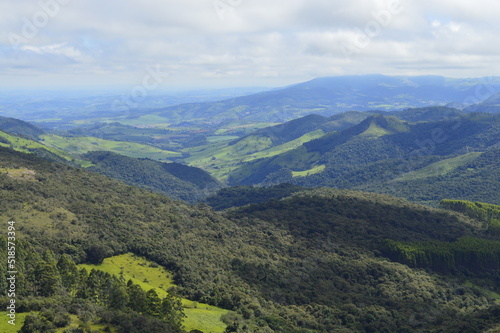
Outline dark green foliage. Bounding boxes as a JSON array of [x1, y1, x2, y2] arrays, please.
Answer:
[[0, 135, 10, 144], [362, 148, 500, 206], [19, 313, 56, 333], [84, 151, 221, 203], [29, 147, 74, 165], [383, 237, 500, 272], [57, 254, 80, 295], [228, 188, 476, 246], [205, 183, 304, 210], [85, 244, 112, 264], [99, 310, 182, 333], [32, 261, 62, 296], [437, 305, 500, 333]]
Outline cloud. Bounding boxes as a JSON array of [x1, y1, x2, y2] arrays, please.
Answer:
[[20, 43, 84, 60], [1, 0, 499, 88]]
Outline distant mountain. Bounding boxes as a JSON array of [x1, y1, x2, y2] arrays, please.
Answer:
[[228, 112, 500, 205], [83, 151, 222, 203], [147, 75, 500, 124], [465, 91, 500, 113]]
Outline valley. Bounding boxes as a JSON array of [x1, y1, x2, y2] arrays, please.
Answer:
[[0, 75, 499, 332]]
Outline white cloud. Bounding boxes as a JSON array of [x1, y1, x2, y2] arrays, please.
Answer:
[[0, 0, 500, 88], [20, 43, 83, 60]]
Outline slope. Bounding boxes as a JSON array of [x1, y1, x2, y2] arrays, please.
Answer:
[[1, 145, 500, 332], [0, 116, 45, 140], [466, 91, 500, 113], [83, 151, 222, 203], [360, 148, 500, 205], [228, 113, 500, 206], [0, 129, 90, 166], [228, 114, 412, 185]]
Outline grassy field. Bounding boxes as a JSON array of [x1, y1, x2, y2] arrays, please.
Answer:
[[54, 315, 118, 333], [214, 122, 280, 135], [361, 121, 395, 136], [79, 253, 228, 333], [292, 164, 326, 177], [0, 131, 91, 166], [40, 134, 182, 162], [0, 312, 118, 333], [0, 312, 28, 333], [185, 129, 325, 180], [79, 253, 176, 297], [394, 152, 483, 181], [106, 114, 171, 127]]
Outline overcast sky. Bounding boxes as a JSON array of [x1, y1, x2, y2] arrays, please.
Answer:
[[1, 0, 500, 90]]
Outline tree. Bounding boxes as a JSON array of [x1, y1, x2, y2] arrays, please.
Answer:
[[85, 244, 111, 264], [33, 262, 62, 297], [57, 254, 80, 295], [160, 294, 186, 329], [146, 289, 162, 317], [20, 313, 56, 333]]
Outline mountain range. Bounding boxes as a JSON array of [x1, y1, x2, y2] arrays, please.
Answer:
[[227, 111, 499, 205], [1, 75, 500, 332], [146, 75, 500, 125]]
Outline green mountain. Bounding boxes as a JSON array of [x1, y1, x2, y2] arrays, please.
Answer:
[[84, 151, 222, 203], [0, 116, 45, 140], [228, 114, 412, 185], [1, 145, 500, 332], [227, 112, 500, 205], [231, 111, 383, 148], [357, 148, 500, 205], [204, 183, 305, 210]]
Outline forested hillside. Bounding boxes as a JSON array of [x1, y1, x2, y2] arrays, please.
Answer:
[[0, 116, 44, 140], [84, 151, 222, 203], [1, 146, 499, 332], [228, 112, 500, 205]]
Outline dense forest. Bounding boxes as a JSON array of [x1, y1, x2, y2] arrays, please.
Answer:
[[84, 151, 222, 203], [1, 146, 499, 332]]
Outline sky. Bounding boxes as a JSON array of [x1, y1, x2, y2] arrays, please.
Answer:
[[1, 0, 500, 90]]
